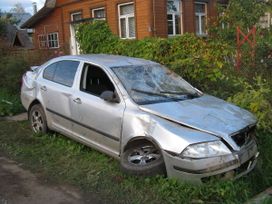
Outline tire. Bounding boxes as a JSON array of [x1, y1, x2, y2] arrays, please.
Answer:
[[29, 104, 48, 134], [120, 141, 166, 176]]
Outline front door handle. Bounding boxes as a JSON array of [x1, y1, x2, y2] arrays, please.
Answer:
[[73, 98, 82, 104], [41, 86, 47, 91]]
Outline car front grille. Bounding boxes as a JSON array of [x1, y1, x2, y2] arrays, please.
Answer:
[[231, 126, 256, 147]]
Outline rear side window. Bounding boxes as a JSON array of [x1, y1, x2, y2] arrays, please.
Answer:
[[54, 61, 80, 87], [43, 62, 57, 81], [43, 60, 80, 87]]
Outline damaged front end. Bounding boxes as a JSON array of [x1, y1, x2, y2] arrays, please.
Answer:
[[163, 138, 258, 183]]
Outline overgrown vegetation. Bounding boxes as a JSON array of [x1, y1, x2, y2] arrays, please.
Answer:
[[0, 56, 29, 116], [0, 121, 271, 204]]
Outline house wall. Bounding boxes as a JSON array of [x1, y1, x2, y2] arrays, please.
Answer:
[[33, 8, 65, 51], [32, 0, 218, 52]]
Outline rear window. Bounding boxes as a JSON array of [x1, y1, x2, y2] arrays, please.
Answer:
[[43, 60, 80, 87], [43, 62, 57, 81]]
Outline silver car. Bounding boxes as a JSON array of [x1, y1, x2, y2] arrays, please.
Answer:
[[21, 54, 259, 183]]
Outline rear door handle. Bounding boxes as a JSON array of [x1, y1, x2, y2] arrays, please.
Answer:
[[73, 98, 82, 104], [41, 86, 47, 91]]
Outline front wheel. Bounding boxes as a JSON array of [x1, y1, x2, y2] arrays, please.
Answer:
[[120, 141, 166, 176], [29, 104, 48, 134]]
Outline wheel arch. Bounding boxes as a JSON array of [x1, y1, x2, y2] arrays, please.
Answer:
[[27, 99, 42, 119], [123, 136, 163, 154]]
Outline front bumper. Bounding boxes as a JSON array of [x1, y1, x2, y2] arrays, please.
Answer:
[[163, 140, 258, 183]]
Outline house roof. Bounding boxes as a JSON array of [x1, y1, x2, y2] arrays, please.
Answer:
[[4, 24, 33, 48], [21, 0, 56, 29]]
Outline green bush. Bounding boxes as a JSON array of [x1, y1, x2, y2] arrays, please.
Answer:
[[76, 21, 234, 90], [0, 56, 29, 93], [76, 21, 119, 54], [0, 88, 24, 116], [0, 55, 28, 116], [228, 76, 272, 131]]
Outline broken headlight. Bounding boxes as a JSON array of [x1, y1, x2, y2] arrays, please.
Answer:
[[181, 141, 231, 159]]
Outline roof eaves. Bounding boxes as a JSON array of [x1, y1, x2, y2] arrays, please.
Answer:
[[21, 0, 56, 29]]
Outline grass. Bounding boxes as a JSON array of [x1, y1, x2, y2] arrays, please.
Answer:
[[0, 121, 271, 203], [0, 88, 24, 116]]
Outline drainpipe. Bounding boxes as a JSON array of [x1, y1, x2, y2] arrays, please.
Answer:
[[153, 0, 156, 36]]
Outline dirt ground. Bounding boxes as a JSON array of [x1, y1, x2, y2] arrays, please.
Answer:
[[0, 154, 102, 204]]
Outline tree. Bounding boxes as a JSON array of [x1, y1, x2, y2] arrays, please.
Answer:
[[10, 3, 26, 14], [210, 0, 272, 42]]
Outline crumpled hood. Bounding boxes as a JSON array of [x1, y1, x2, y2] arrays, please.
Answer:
[[140, 95, 257, 137]]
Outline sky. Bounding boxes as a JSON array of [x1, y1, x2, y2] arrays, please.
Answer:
[[0, 0, 45, 14]]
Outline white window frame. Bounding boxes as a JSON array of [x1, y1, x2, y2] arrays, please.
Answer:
[[92, 7, 106, 20], [47, 32, 59, 49], [71, 11, 82, 22], [118, 2, 136, 39], [38, 34, 47, 49], [195, 2, 207, 36], [167, 0, 183, 36]]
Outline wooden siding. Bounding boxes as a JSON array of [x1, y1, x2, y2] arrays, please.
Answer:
[[32, 0, 218, 52]]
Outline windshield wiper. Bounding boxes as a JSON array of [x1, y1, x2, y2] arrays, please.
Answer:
[[160, 91, 199, 98], [131, 88, 198, 100], [131, 88, 167, 97]]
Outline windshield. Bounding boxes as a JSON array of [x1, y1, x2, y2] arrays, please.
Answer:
[[111, 64, 201, 105]]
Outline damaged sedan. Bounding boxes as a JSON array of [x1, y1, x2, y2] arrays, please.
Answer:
[[21, 54, 259, 183]]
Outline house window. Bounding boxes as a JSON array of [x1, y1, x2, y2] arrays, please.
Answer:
[[71, 12, 82, 22], [167, 0, 182, 36], [260, 12, 271, 28], [118, 3, 135, 39], [47, 32, 59, 48], [92, 7, 106, 20], [195, 2, 207, 36], [38, 34, 47, 48]]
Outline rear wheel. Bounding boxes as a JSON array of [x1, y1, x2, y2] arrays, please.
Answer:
[[29, 104, 48, 134], [121, 141, 166, 176]]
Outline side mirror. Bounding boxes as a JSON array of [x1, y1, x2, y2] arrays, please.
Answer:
[[100, 91, 120, 103]]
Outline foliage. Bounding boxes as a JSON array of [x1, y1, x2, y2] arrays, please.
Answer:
[[76, 21, 119, 54], [1, 121, 272, 203], [76, 21, 234, 91], [210, 0, 272, 42], [228, 76, 272, 131], [0, 56, 29, 93], [0, 88, 24, 116], [9, 3, 26, 14], [0, 55, 27, 116]]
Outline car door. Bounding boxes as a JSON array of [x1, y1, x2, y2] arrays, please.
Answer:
[[70, 62, 126, 157], [39, 60, 80, 133]]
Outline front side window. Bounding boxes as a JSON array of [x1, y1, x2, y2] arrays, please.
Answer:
[[71, 12, 82, 22], [92, 7, 106, 20], [195, 2, 207, 36], [43, 60, 80, 87], [111, 64, 200, 105], [80, 63, 115, 96], [47, 32, 59, 48], [167, 0, 182, 36], [119, 3, 135, 39], [38, 34, 47, 48]]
